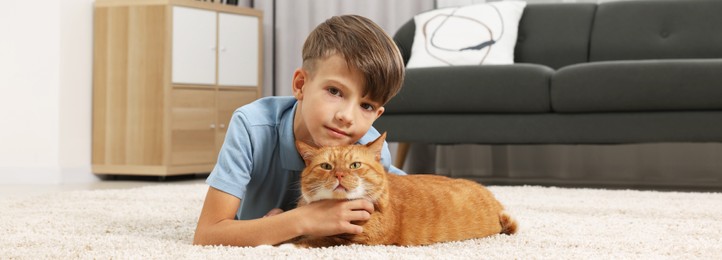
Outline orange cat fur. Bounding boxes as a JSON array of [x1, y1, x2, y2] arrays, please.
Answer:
[[293, 132, 517, 247]]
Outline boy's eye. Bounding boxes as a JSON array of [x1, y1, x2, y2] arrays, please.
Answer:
[[319, 163, 333, 170], [328, 87, 341, 96], [349, 162, 361, 169], [361, 103, 375, 111]]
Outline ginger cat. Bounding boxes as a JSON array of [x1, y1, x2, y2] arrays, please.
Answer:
[[293, 132, 517, 247]]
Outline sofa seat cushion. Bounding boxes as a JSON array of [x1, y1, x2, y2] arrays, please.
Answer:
[[375, 112, 722, 144], [384, 64, 553, 114], [552, 59, 722, 113]]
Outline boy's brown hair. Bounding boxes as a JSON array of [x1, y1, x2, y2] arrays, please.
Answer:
[[302, 15, 405, 105]]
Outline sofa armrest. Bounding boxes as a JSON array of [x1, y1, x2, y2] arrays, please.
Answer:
[[393, 19, 415, 66]]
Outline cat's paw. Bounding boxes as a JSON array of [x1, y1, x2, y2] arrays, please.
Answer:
[[255, 243, 299, 249], [278, 243, 300, 249]]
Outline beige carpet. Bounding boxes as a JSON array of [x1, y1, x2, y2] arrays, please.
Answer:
[[1, 183, 721, 259]]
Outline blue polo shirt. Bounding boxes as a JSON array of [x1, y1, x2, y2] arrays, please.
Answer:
[[206, 96, 405, 220]]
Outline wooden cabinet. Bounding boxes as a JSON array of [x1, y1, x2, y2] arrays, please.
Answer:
[[92, 0, 262, 176]]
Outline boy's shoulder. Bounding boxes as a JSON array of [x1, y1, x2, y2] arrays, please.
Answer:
[[235, 96, 297, 126]]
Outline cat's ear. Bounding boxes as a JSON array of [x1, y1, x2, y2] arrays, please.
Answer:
[[366, 132, 386, 161], [295, 141, 317, 166]]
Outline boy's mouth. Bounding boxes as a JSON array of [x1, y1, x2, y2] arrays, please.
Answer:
[[325, 126, 349, 138]]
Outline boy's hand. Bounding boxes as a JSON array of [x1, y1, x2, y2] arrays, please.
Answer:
[[296, 199, 374, 237]]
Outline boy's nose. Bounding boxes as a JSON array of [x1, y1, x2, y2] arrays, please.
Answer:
[[334, 105, 353, 125]]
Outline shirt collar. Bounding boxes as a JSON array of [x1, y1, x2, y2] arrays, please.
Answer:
[[279, 102, 306, 171]]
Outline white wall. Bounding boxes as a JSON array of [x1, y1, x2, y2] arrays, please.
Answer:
[[0, 0, 95, 184], [59, 0, 95, 183]]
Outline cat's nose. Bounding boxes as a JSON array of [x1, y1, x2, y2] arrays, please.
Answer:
[[335, 171, 345, 179]]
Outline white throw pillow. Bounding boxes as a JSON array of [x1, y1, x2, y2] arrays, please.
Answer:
[[406, 1, 527, 68]]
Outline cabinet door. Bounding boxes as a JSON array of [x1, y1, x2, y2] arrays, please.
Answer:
[[172, 6, 216, 85], [216, 89, 259, 153], [171, 88, 217, 165], [218, 13, 259, 87]]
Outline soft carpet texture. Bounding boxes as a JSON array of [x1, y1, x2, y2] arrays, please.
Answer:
[[1, 183, 721, 259]]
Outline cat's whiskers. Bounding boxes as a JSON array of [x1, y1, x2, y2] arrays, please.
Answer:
[[290, 176, 306, 204], [304, 182, 330, 203]]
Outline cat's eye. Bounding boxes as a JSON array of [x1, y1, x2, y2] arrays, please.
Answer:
[[349, 162, 361, 169], [319, 163, 333, 170]]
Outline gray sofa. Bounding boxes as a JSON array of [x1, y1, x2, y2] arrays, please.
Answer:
[[374, 0, 722, 188]]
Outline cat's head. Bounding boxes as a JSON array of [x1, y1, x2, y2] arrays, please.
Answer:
[[295, 132, 389, 204]]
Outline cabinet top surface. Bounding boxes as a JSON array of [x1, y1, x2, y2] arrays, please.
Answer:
[[95, 0, 262, 16]]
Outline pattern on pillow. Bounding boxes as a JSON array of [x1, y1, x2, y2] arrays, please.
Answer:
[[406, 1, 527, 68]]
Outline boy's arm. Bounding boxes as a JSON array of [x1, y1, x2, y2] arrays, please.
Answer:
[[193, 187, 374, 246], [193, 187, 301, 246]]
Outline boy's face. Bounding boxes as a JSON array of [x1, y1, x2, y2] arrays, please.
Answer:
[[292, 54, 385, 148]]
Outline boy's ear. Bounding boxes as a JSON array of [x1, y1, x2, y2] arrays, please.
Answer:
[[295, 140, 317, 166], [292, 68, 306, 100], [375, 106, 385, 120], [366, 132, 386, 161]]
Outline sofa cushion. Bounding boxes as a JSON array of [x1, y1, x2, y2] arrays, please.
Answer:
[[590, 0, 722, 62], [406, 1, 527, 67], [384, 64, 553, 114], [514, 3, 596, 69], [552, 59, 722, 112]]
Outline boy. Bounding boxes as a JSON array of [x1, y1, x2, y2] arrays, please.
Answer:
[[193, 15, 406, 246]]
